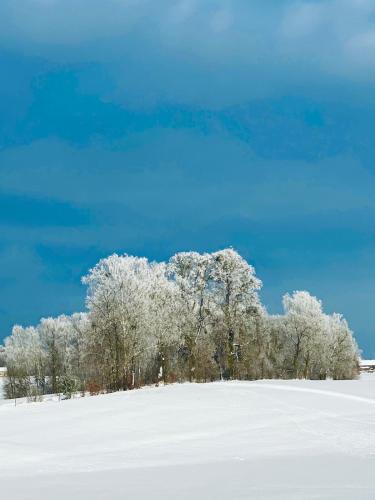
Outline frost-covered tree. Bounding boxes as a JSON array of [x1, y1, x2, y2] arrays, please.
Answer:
[[4, 325, 42, 398], [282, 291, 327, 379], [0, 347, 6, 366], [55, 313, 91, 393], [238, 309, 277, 380], [168, 251, 215, 381], [38, 316, 71, 393], [263, 314, 290, 378], [1, 248, 361, 398], [209, 249, 262, 379], [4, 314, 93, 398], [82, 254, 180, 390], [145, 263, 182, 384], [327, 313, 359, 379]]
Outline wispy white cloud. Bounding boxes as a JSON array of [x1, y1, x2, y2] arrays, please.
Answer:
[[1, 1, 375, 106]]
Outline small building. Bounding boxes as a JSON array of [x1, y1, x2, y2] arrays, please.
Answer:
[[0, 367, 7, 377], [360, 360, 375, 373]]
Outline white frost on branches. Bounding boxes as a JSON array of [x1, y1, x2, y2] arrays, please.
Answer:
[[2, 249, 360, 398]]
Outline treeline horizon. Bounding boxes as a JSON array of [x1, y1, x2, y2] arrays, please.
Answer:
[[2, 248, 360, 399]]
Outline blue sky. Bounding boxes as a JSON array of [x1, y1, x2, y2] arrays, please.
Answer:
[[0, 0, 375, 356]]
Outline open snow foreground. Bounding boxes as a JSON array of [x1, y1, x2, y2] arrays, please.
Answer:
[[1, 377, 375, 499]]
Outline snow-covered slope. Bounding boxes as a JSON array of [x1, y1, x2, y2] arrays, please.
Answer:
[[1, 377, 375, 499]]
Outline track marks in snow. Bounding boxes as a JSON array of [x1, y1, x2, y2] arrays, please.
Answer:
[[224, 381, 375, 406], [218, 381, 375, 458]]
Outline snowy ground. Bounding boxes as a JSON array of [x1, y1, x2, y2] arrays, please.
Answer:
[[1, 376, 375, 499]]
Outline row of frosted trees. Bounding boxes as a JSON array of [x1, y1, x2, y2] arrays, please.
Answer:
[[3, 249, 360, 399]]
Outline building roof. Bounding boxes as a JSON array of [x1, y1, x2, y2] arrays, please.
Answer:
[[360, 360, 375, 366]]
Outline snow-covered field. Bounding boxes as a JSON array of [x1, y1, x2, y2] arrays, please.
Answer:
[[1, 376, 375, 499]]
